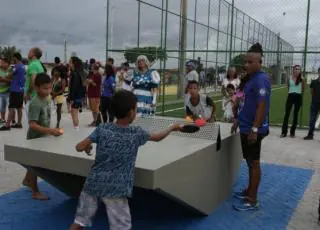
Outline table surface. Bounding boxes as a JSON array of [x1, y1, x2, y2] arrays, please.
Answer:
[[5, 116, 232, 171]]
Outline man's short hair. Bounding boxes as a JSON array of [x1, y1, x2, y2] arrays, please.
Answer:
[[54, 57, 61, 64], [111, 90, 137, 119], [107, 57, 114, 65], [33, 47, 43, 59], [187, 80, 199, 88], [35, 73, 51, 87], [14, 52, 22, 61]]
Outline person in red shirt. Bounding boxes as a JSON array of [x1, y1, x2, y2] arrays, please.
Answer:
[[87, 64, 102, 126]]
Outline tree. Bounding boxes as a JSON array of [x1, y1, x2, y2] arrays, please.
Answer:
[[230, 54, 246, 73], [124, 46, 167, 66], [0, 46, 20, 61]]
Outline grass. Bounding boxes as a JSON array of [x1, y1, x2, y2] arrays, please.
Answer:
[[156, 84, 284, 104], [156, 86, 313, 127], [269, 86, 311, 127]]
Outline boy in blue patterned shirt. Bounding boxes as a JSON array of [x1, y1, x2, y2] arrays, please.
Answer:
[[70, 90, 181, 230]]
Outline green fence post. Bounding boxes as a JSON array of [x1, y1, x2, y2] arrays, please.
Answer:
[[225, 3, 230, 67], [215, 0, 221, 93], [162, 0, 168, 116], [106, 0, 109, 60], [240, 13, 245, 52], [247, 17, 251, 50], [193, 0, 197, 60], [233, 9, 238, 54], [205, 0, 211, 95], [137, 0, 141, 47], [160, 0, 165, 115], [300, 0, 311, 128], [178, 0, 187, 98], [229, 0, 235, 64]]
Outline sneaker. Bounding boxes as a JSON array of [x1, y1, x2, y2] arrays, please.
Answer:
[[88, 122, 96, 127], [234, 190, 248, 200], [11, 123, 23, 129], [290, 133, 295, 138], [304, 135, 313, 140], [0, 126, 11, 131], [74, 126, 80, 131], [280, 134, 287, 138], [233, 201, 259, 211]]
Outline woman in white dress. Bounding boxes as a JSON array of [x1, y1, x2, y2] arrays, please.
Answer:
[[131, 55, 160, 116]]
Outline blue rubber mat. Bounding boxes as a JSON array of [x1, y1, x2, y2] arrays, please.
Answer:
[[0, 163, 313, 230]]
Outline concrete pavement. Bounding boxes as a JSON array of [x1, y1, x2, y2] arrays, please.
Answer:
[[0, 113, 319, 229]]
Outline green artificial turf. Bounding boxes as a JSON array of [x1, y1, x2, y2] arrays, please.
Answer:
[[156, 85, 313, 127]]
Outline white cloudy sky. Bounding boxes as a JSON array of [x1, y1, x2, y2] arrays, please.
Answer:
[[0, 0, 319, 69], [235, 0, 320, 70]]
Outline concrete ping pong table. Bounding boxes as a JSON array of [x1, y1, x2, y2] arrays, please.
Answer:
[[4, 116, 242, 216]]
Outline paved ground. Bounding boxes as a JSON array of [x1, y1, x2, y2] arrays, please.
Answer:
[[0, 113, 319, 229]]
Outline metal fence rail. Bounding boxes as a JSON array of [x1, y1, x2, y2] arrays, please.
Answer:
[[105, 0, 299, 116]]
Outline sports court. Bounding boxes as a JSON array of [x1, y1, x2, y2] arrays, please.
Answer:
[[0, 111, 319, 230]]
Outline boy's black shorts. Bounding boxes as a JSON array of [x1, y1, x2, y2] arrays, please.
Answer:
[[240, 133, 266, 161], [8, 92, 24, 109]]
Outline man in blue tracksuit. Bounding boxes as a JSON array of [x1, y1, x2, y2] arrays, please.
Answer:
[[232, 43, 271, 211]]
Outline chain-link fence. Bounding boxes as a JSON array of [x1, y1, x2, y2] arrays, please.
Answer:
[[1, 0, 317, 127], [105, 0, 320, 127], [106, 0, 285, 120]]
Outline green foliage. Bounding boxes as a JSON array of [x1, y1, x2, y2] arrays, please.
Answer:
[[230, 54, 246, 72], [262, 66, 272, 75], [124, 46, 167, 65], [0, 46, 20, 62]]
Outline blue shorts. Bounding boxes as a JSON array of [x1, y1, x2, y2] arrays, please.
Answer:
[[0, 93, 9, 113]]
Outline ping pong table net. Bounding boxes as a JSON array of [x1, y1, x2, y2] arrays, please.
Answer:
[[133, 117, 220, 141]]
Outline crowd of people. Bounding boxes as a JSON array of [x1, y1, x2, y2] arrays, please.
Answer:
[[2, 42, 320, 229], [0, 50, 164, 131]]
